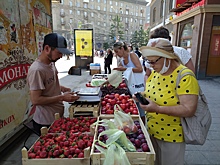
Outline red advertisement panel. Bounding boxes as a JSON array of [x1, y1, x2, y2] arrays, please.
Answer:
[[211, 34, 220, 56]]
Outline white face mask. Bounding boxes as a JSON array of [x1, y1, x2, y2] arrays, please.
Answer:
[[159, 58, 170, 74]]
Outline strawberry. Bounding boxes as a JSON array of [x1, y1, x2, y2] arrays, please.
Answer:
[[78, 152, 84, 158], [53, 150, 60, 157], [39, 151, 47, 158], [28, 152, 36, 159]]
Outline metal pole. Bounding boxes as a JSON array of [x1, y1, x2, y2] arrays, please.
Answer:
[[163, 0, 166, 26]]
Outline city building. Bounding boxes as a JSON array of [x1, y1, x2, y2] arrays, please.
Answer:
[[52, 0, 147, 50], [149, 0, 220, 78]]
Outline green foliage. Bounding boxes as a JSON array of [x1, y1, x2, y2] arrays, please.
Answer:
[[109, 15, 124, 44], [103, 42, 109, 50], [130, 26, 151, 48]]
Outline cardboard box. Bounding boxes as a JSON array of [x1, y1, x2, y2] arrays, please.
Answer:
[[90, 69, 101, 75]]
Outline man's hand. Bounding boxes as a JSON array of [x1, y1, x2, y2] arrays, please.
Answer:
[[62, 92, 79, 102], [61, 86, 71, 93]]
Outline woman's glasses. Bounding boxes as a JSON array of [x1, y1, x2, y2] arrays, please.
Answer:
[[146, 57, 162, 65]]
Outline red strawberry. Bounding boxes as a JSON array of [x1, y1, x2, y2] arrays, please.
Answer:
[[39, 151, 47, 158], [28, 152, 36, 159]]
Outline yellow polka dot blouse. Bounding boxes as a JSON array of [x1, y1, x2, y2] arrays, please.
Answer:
[[145, 64, 199, 142]]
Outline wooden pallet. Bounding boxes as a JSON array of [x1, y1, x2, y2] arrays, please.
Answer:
[[90, 117, 155, 165], [69, 102, 100, 117]]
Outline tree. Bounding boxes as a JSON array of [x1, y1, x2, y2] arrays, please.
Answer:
[[109, 15, 124, 44], [130, 26, 151, 48], [103, 42, 109, 50]]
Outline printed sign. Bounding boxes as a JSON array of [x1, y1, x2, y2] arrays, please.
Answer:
[[74, 29, 93, 57]]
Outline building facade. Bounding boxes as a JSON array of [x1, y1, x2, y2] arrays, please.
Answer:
[[52, 0, 147, 50], [149, 0, 220, 79]]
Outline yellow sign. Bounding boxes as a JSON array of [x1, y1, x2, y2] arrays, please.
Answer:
[[74, 30, 93, 56]]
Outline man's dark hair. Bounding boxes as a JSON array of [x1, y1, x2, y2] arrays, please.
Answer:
[[150, 27, 171, 41]]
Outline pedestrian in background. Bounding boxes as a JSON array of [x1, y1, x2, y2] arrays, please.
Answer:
[[128, 45, 134, 52], [135, 47, 142, 58], [104, 48, 113, 74], [27, 33, 79, 135], [150, 26, 195, 73], [136, 38, 199, 165]]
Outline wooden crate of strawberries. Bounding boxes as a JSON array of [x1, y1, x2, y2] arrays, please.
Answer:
[[22, 115, 98, 165], [90, 117, 155, 165]]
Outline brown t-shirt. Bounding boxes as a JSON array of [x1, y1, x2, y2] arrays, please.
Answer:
[[27, 59, 64, 125]]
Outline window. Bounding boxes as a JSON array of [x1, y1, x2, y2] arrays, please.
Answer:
[[140, 20, 143, 25], [125, 18, 128, 23], [91, 12, 94, 17], [84, 11, 87, 17], [130, 18, 133, 23], [83, 3, 88, 8], [160, 0, 164, 18], [121, 3, 123, 7], [169, 0, 174, 11], [103, 22, 106, 26], [103, 0, 106, 3], [109, 1, 112, 5], [61, 0, 63, 4], [69, 1, 72, 7], [97, 6, 100, 10], [76, 1, 80, 7], [126, 9, 129, 15], [60, 9, 64, 13], [69, 10, 72, 14], [153, 7, 156, 23], [77, 10, 80, 15], [116, 2, 118, 6], [97, 0, 100, 2], [70, 18, 73, 23]]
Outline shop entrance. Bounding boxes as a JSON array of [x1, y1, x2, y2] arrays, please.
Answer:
[[207, 26, 220, 76]]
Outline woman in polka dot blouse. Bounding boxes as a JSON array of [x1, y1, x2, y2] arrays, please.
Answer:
[[137, 38, 199, 165]]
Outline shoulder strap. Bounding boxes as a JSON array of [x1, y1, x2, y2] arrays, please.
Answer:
[[176, 68, 207, 103]]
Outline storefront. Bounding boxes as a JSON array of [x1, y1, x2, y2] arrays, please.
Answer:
[[171, 0, 220, 79]]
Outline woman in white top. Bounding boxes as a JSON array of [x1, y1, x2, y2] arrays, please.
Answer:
[[148, 26, 195, 73]]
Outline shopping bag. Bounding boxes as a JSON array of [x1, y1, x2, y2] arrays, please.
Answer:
[[176, 68, 212, 145], [123, 67, 145, 95], [114, 104, 138, 134]]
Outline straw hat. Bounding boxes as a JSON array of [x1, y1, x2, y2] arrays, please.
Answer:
[[140, 38, 179, 60]]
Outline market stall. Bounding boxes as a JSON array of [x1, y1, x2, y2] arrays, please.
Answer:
[[21, 74, 155, 165]]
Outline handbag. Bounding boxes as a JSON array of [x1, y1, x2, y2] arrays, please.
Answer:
[[123, 67, 145, 95], [176, 68, 212, 145]]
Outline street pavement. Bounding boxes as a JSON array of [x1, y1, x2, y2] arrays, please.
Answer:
[[0, 55, 220, 165]]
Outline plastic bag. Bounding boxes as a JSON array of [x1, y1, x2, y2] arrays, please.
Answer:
[[95, 143, 131, 165], [123, 67, 145, 95], [63, 101, 71, 118], [91, 79, 107, 86], [107, 70, 123, 88], [98, 129, 136, 152], [114, 104, 138, 134]]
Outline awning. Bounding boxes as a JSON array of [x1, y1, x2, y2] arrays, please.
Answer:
[[170, 0, 201, 13]]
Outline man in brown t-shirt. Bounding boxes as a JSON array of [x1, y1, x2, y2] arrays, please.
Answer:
[[27, 33, 79, 135]]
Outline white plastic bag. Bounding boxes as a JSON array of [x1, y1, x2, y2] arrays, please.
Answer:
[[123, 67, 145, 95], [107, 70, 123, 88]]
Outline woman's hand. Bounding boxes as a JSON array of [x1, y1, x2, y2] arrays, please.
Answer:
[[132, 94, 159, 113]]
